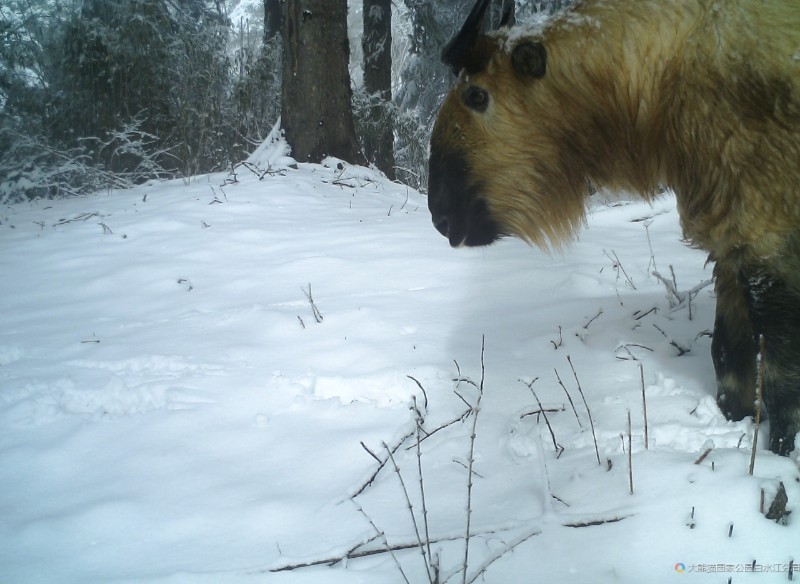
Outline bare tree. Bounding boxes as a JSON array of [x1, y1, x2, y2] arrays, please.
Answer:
[[281, 0, 364, 164], [362, 0, 395, 179], [264, 0, 281, 43]]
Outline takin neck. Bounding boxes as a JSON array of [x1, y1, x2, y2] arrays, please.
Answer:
[[537, 0, 800, 256], [535, 0, 699, 196]]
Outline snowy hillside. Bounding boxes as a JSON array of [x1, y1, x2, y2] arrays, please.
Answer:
[[0, 140, 798, 583]]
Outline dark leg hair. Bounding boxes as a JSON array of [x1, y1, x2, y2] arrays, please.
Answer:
[[712, 260, 757, 421], [746, 265, 800, 456]]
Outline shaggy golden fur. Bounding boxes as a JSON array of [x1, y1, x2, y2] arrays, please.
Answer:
[[433, 0, 800, 254], [429, 0, 800, 454]]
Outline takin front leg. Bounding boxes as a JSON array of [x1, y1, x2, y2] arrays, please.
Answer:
[[712, 260, 757, 423], [746, 266, 800, 456]]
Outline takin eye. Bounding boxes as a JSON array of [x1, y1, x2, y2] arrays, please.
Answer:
[[462, 86, 489, 112]]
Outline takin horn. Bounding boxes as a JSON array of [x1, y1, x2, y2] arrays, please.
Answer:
[[441, 0, 491, 76]]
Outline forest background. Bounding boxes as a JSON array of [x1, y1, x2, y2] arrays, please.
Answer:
[[0, 0, 570, 202]]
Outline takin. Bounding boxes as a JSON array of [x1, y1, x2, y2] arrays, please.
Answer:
[[427, 0, 800, 456]]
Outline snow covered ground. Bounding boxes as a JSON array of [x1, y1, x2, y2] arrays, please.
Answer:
[[1, 139, 798, 583]]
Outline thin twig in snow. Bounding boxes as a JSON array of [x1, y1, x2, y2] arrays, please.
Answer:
[[652, 323, 690, 356], [749, 334, 766, 476], [615, 343, 654, 361], [640, 364, 648, 449], [463, 529, 541, 584], [353, 503, 412, 584], [519, 405, 565, 420], [603, 248, 637, 289], [694, 447, 713, 465], [627, 409, 634, 495], [522, 377, 564, 457], [568, 356, 601, 465], [360, 441, 381, 463], [407, 409, 473, 449], [652, 268, 712, 314], [550, 325, 563, 349], [407, 375, 429, 410], [412, 395, 434, 581], [462, 336, 486, 584], [555, 368, 583, 429], [384, 442, 434, 583], [302, 283, 323, 323], [643, 219, 658, 274], [583, 308, 604, 329], [54, 212, 101, 226], [633, 306, 658, 320], [564, 515, 631, 528], [352, 427, 417, 498], [269, 526, 527, 574]]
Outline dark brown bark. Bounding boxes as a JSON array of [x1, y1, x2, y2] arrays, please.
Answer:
[[362, 0, 395, 179], [281, 0, 364, 165], [264, 0, 281, 43]]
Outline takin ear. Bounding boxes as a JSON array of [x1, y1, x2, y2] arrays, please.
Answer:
[[511, 42, 547, 78], [442, 0, 491, 75]]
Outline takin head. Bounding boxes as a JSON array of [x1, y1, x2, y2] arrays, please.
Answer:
[[428, 0, 800, 257], [428, 0, 640, 250]]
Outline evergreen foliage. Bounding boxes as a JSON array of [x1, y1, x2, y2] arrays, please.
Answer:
[[0, 0, 573, 202], [0, 0, 280, 202]]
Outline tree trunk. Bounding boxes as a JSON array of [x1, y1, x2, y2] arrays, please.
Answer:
[[489, 0, 515, 28], [264, 0, 281, 43], [362, 0, 395, 180], [281, 0, 364, 165]]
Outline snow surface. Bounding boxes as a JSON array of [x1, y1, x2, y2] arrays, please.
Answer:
[[1, 140, 798, 584]]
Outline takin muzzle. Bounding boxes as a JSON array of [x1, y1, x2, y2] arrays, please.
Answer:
[[428, 147, 502, 247]]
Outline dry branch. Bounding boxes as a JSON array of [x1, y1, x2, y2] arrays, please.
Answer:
[[384, 442, 433, 582], [694, 447, 713, 465], [640, 364, 649, 449], [352, 427, 416, 498], [749, 335, 766, 476], [355, 504, 411, 583], [583, 308, 604, 329], [555, 368, 583, 429], [652, 268, 712, 313], [522, 378, 563, 457], [568, 356, 601, 465], [412, 396, 433, 576], [462, 336, 486, 584], [626, 410, 634, 495], [520, 405, 565, 420], [407, 375, 429, 410], [603, 249, 637, 289], [268, 526, 530, 574], [563, 515, 630, 528], [302, 283, 323, 323], [615, 343, 654, 361], [462, 528, 541, 584], [551, 325, 563, 349]]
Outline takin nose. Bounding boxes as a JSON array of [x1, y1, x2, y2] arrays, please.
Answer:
[[427, 148, 500, 246], [427, 183, 457, 244], [428, 196, 467, 247], [431, 211, 462, 248], [429, 196, 501, 248], [432, 213, 451, 239]]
